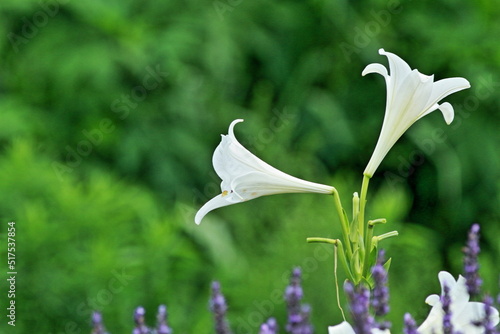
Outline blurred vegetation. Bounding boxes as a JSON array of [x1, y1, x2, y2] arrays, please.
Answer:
[[0, 0, 499, 333]]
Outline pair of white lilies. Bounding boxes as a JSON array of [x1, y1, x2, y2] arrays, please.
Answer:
[[195, 49, 469, 225], [195, 49, 498, 333]]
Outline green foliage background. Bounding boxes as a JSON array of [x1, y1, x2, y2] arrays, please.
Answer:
[[0, 0, 499, 333]]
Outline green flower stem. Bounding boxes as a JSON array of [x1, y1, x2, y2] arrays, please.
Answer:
[[331, 189, 352, 258], [358, 175, 370, 238], [368, 218, 387, 226], [306, 237, 337, 244], [376, 230, 399, 241], [335, 240, 354, 282], [359, 174, 371, 278], [362, 219, 387, 275], [306, 238, 354, 282], [362, 223, 375, 277]]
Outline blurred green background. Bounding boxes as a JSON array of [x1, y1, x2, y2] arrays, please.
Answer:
[[0, 0, 499, 333]]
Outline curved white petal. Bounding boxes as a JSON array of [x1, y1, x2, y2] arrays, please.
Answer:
[[427, 77, 471, 109], [362, 63, 388, 78], [437, 102, 454, 124], [328, 322, 356, 334], [425, 294, 440, 306], [448, 274, 469, 307], [418, 304, 444, 334], [327, 322, 390, 334], [380, 48, 413, 95], [438, 271, 458, 294], [195, 193, 236, 225], [454, 301, 499, 332]]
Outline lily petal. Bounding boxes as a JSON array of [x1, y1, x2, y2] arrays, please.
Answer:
[[327, 322, 390, 334], [427, 77, 471, 111], [328, 322, 356, 334], [232, 171, 333, 200], [195, 194, 235, 225], [362, 63, 388, 78], [436, 102, 454, 125], [454, 302, 500, 332]]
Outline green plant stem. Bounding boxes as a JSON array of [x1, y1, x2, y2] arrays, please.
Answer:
[[307, 238, 354, 281], [331, 189, 352, 257], [358, 174, 371, 277], [306, 237, 337, 244], [358, 175, 370, 238]]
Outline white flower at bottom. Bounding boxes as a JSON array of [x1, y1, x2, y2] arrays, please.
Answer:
[[328, 321, 390, 334], [195, 119, 334, 224], [418, 271, 499, 334]]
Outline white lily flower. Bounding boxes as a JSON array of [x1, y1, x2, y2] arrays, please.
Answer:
[[418, 271, 499, 334], [363, 48, 470, 177], [328, 321, 390, 334], [195, 119, 334, 224]]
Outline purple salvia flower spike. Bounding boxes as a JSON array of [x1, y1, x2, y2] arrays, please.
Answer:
[[285, 267, 304, 334], [299, 304, 313, 334], [403, 313, 418, 334], [371, 250, 390, 319], [210, 281, 232, 334], [259, 318, 278, 334], [133, 306, 150, 334], [156, 304, 172, 334], [463, 223, 482, 298], [345, 281, 374, 334], [259, 323, 273, 334], [266, 317, 278, 332], [91, 311, 109, 334]]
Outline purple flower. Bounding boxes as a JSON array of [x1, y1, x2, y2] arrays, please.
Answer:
[[156, 304, 172, 334], [403, 313, 418, 334], [299, 304, 313, 334], [210, 281, 232, 334], [91, 311, 108, 334], [133, 306, 150, 334], [285, 268, 303, 332], [371, 250, 390, 321], [284, 267, 313, 334], [345, 281, 374, 334], [463, 224, 482, 297], [259, 317, 278, 334]]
